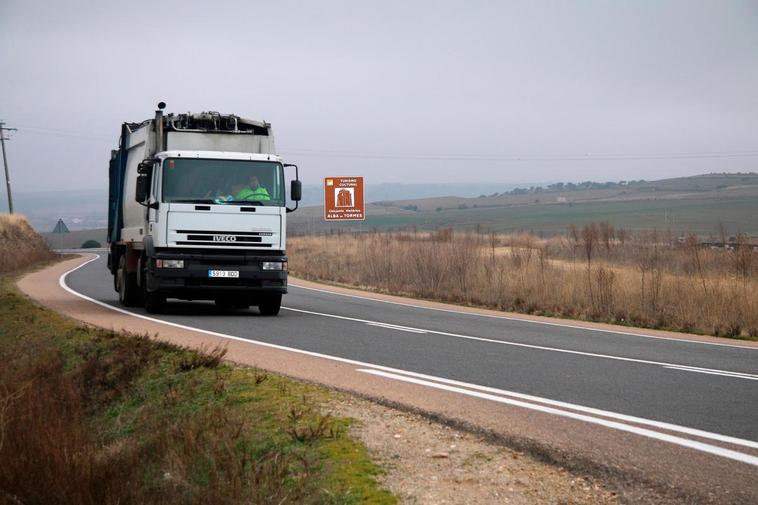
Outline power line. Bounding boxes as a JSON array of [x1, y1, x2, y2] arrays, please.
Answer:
[[13, 124, 758, 162], [15, 125, 113, 141]]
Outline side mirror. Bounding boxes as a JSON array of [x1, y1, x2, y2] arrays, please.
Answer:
[[138, 159, 153, 174], [284, 163, 301, 213], [290, 180, 302, 202], [135, 174, 150, 203]]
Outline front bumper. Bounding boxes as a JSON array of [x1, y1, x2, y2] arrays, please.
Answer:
[[146, 249, 287, 299]]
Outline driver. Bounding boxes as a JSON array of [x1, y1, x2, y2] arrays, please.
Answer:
[[232, 175, 270, 201]]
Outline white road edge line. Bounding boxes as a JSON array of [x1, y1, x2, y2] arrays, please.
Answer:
[[57, 254, 758, 458], [290, 283, 758, 351], [347, 364, 758, 450], [663, 364, 758, 379], [282, 306, 757, 379], [664, 366, 758, 381], [356, 369, 758, 467], [366, 322, 427, 333]]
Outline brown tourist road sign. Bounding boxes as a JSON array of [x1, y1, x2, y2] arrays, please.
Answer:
[[324, 176, 365, 221]]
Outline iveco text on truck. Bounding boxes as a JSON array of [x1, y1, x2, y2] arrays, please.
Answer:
[[107, 103, 301, 314]]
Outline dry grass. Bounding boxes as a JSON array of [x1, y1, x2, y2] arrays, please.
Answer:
[[289, 226, 758, 339], [0, 214, 56, 273]]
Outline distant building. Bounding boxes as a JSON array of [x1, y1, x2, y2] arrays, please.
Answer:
[[52, 219, 70, 234]]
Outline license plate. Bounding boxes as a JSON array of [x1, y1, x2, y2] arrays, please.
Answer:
[[208, 270, 240, 278]]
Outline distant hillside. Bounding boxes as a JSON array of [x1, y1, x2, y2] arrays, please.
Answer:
[[288, 173, 758, 236], [8, 189, 107, 232], [372, 173, 758, 211], [43, 228, 107, 250], [298, 182, 526, 207]]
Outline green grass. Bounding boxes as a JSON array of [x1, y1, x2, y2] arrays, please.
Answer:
[[0, 272, 395, 505]]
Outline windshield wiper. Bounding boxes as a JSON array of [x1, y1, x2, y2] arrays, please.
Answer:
[[170, 199, 215, 204]]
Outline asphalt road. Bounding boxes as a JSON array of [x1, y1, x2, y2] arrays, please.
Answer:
[[66, 254, 758, 463]]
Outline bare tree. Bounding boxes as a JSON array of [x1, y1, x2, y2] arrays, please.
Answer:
[[685, 234, 708, 296], [617, 228, 628, 247], [598, 221, 615, 256], [568, 224, 580, 261], [582, 223, 599, 303], [731, 233, 754, 288]]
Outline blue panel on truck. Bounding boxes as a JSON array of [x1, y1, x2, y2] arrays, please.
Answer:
[[108, 124, 129, 244]]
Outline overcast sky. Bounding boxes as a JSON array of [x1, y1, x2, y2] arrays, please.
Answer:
[[1, 0, 757, 193]]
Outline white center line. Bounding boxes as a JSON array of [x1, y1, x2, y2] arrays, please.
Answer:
[[290, 283, 758, 351], [283, 306, 758, 379]]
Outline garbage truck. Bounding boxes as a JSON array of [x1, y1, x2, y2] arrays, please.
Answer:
[[107, 102, 301, 315]]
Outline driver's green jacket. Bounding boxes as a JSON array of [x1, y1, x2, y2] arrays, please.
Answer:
[[235, 186, 270, 201]]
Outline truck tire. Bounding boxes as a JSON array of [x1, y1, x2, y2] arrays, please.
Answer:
[[117, 255, 141, 307], [258, 293, 282, 316], [144, 291, 165, 314]]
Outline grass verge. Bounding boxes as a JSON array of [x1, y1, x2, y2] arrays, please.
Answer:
[[0, 270, 395, 505]]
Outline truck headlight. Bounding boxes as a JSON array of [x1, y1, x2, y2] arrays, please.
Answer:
[[262, 261, 287, 271], [156, 259, 184, 268]]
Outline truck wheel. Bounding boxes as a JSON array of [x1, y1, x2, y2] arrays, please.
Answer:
[[144, 291, 165, 314], [118, 256, 141, 307], [258, 293, 282, 316]]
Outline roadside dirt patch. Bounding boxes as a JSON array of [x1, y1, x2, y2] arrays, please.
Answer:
[[330, 395, 621, 505]]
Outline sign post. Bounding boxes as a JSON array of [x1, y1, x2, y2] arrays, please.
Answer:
[[324, 176, 365, 221]]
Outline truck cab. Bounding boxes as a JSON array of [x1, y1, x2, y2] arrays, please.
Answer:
[[108, 105, 301, 314]]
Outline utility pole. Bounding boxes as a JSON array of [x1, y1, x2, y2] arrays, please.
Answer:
[[0, 121, 17, 214]]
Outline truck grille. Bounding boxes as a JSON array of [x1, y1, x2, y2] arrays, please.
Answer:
[[174, 229, 274, 247]]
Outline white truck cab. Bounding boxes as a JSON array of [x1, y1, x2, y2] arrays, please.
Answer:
[[107, 103, 301, 314]]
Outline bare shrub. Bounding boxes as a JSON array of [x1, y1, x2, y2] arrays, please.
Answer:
[[598, 221, 615, 256], [634, 231, 663, 320], [176, 344, 228, 372], [581, 223, 599, 304], [685, 233, 709, 296], [593, 267, 616, 318], [286, 407, 336, 443], [731, 233, 755, 287]]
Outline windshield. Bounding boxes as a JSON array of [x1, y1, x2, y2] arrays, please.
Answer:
[[161, 158, 284, 206]]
